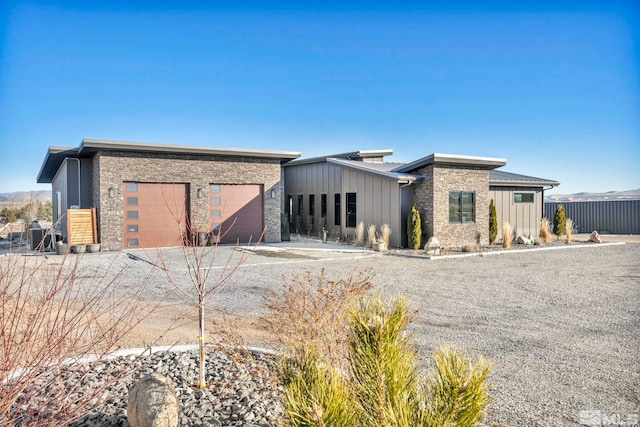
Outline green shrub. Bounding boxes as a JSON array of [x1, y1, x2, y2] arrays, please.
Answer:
[[553, 205, 566, 238], [408, 204, 422, 250], [489, 199, 497, 245], [278, 293, 492, 427]]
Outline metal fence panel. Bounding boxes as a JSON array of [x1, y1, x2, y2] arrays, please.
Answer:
[[544, 200, 640, 234]]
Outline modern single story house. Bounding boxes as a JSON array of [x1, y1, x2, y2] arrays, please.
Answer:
[[37, 139, 300, 250], [37, 140, 558, 250], [283, 150, 559, 248]]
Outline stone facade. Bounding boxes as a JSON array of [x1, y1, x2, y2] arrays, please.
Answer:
[[94, 151, 282, 251], [413, 165, 490, 248]]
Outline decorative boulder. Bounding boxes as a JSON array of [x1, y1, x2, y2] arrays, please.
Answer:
[[589, 231, 602, 244], [424, 237, 441, 256], [127, 373, 179, 427], [516, 235, 532, 245]]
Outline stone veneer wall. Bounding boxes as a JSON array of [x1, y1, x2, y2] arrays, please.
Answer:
[[412, 164, 490, 248], [95, 151, 283, 251]]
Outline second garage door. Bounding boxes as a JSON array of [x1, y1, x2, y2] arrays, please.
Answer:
[[210, 184, 264, 244]]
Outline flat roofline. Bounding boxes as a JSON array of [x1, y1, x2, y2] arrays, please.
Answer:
[[80, 138, 301, 160], [393, 153, 506, 172], [37, 139, 300, 183]]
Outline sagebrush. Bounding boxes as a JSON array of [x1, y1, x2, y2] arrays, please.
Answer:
[[261, 269, 373, 369]]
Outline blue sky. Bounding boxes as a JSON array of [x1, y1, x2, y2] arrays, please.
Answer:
[[1, 1, 638, 195]]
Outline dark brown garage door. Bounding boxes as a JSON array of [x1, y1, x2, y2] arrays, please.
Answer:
[[210, 184, 263, 244], [123, 182, 188, 249]]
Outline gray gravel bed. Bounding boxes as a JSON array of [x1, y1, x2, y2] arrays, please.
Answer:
[[12, 348, 283, 427], [11, 241, 640, 426]]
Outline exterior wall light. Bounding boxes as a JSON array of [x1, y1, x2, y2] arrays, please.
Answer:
[[271, 189, 276, 198], [108, 187, 115, 198], [197, 188, 204, 198]]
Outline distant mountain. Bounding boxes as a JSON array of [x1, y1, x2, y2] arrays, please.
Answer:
[[0, 190, 52, 207], [545, 189, 640, 202]]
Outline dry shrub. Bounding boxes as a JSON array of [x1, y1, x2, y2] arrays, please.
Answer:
[[261, 269, 372, 369], [355, 222, 365, 246], [566, 218, 574, 244], [540, 217, 552, 243], [0, 253, 165, 425], [462, 243, 479, 253], [502, 222, 512, 249], [366, 224, 376, 248], [380, 224, 392, 250]]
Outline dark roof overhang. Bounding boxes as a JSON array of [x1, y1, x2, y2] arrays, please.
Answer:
[[37, 139, 301, 183]]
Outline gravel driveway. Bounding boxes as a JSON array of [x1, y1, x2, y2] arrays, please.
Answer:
[[16, 240, 639, 426]]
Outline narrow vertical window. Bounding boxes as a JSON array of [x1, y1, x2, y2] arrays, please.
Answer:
[[346, 192, 357, 228], [297, 195, 303, 215], [321, 194, 327, 225], [334, 194, 341, 226]]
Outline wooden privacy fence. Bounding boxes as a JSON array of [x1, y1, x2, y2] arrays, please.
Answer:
[[544, 200, 640, 234], [67, 208, 98, 245]]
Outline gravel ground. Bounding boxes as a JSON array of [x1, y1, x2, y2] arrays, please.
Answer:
[[4, 238, 639, 426]]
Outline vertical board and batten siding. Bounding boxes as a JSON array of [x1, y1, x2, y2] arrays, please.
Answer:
[[490, 186, 545, 240], [544, 200, 640, 234], [284, 162, 343, 237], [341, 168, 403, 248]]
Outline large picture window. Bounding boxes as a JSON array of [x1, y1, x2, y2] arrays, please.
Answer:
[[346, 192, 357, 228], [449, 191, 475, 223]]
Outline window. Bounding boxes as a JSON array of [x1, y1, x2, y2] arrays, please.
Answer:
[[309, 195, 315, 218], [127, 225, 138, 233], [211, 185, 220, 193], [297, 195, 303, 216], [211, 210, 221, 218], [127, 238, 139, 247], [346, 193, 357, 228], [211, 197, 221, 206], [449, 191, 475, 223], [127, 197, 138, 206], [321, 194, 327, 224], [334, 194, 341, 226], [514, 193, 534, 203], [126, 183, 138, 192], [127, 211, 138, 219]]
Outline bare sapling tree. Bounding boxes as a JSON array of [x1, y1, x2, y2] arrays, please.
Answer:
[[1, 247, 166, 425], [156, 186, 261, 388]]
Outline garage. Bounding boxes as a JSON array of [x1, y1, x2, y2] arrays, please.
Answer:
[[210, 184, 264, 244], [123, 182, 188, 249]]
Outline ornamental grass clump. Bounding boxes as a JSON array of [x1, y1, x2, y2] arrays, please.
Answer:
[[540, 218, 552, 243], [380, 223, 392, 250], [366, 224, 377, 248], [272, 283, 492, 427], [355, 222, 365, 246], [565, 218, 574, 244], [502, 222, 512, 249]]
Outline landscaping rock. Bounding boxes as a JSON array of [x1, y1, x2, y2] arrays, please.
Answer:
[[589, 231, 602, 243], [516, 235, 532, 245], [424, 237, 441, 255], [127, 373, 179, 427]]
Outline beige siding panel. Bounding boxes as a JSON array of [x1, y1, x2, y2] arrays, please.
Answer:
[[491, 186, 543, 241]]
